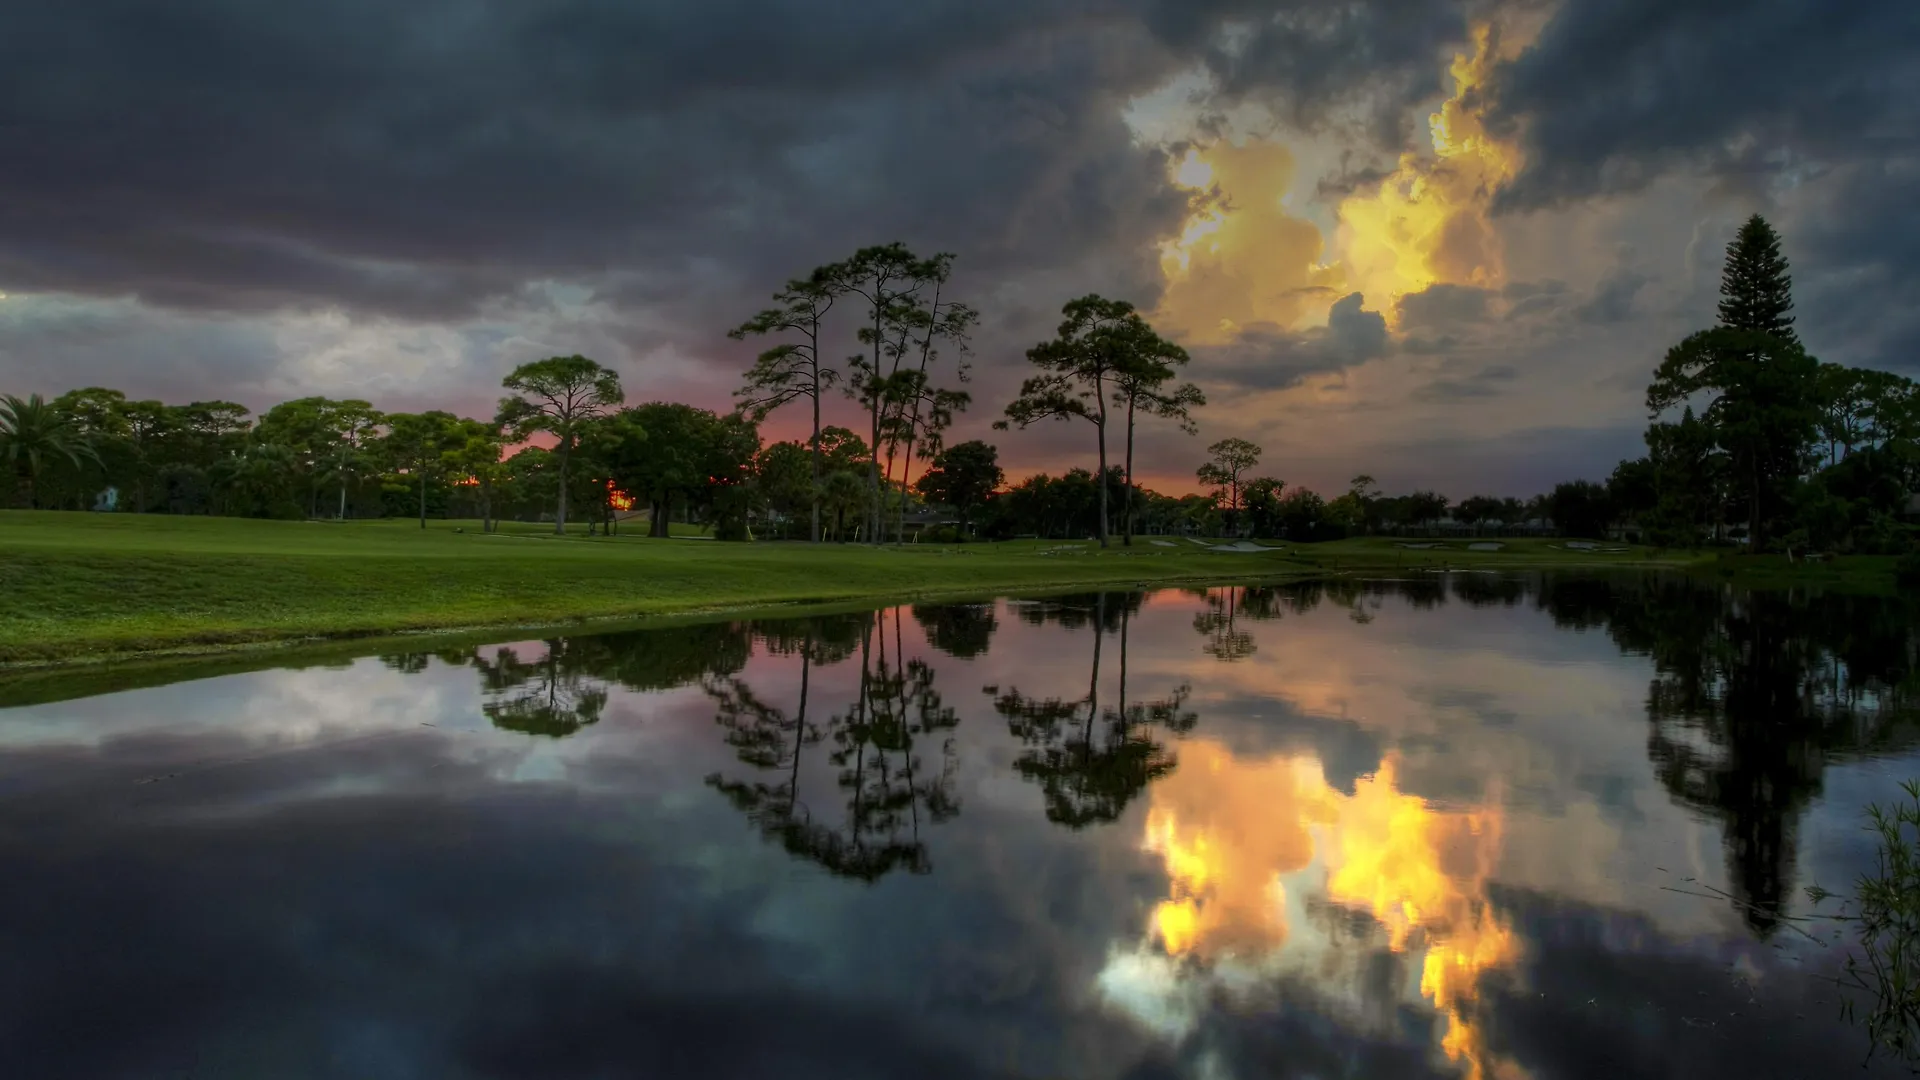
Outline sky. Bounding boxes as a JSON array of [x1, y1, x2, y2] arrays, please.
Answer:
[[1, 0, 1915, 498]]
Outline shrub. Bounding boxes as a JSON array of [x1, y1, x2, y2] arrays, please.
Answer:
[[1895, 549, 1920, 591]]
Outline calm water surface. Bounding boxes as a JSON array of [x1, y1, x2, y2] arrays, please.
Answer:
[[3, 574, 1919, 1079]]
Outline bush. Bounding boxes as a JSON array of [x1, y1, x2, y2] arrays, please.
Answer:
[[1896, 550, 1920, 591], [921, 525, 963, 544]]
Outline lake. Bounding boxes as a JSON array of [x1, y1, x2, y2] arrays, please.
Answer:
[[3, 573, 1917, 1079]]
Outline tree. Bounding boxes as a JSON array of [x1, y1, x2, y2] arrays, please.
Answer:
[[752, 440, 816, 539], [442, 418, 509, 533], [834, 243, 932, 545], [1548, 479, 1614, 539], [914, 440, 1003, 535], [1403, 490, 1449, 527], [1196, 438, 1262, 530], [1607, 458, 1660, 529], [0, 394, 99, 508], [324, 401, 384, 520], [885, 252, 976, 545], [1109, 319, 1204, 545], [1648, 215, 1819, 551], [1645, 406, 1722, 544], [730, 267, 843, 543], [1276, 487, 1328, 540], [255, 396, 383, 519], [997, 295, 1148, 548], [1242, 476, 1286, 538], [382, 411, 462, 529], [1453, 495, 1505, 529], [498, 355, 625, 534]]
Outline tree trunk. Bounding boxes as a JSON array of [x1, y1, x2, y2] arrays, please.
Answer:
[[1094, 421, 1110, 548], [868, 402, 883, 546], [554, 441, 569, 536], [418, 470, 427, 529], [1122, 398, 1137, 547], [810, 367, 823, 544]]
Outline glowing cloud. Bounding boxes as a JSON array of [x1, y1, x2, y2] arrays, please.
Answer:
[[1334, 23, 1525, 316], [1154, 143, 1344, 346], [1149, 22, 1526, 344]]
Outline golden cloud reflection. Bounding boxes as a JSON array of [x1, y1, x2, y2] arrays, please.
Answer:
[[1137, 738, 1523, 1080]]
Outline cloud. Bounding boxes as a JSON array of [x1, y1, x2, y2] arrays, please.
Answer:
[[1410, 363, 1518, 402], [1485, 0, 1917, 213], [1395, 284, 1494, 329], [1573, 267, 1650, 324], [1199, 292, 1390, 390], [1371, 422, 1646, 497]]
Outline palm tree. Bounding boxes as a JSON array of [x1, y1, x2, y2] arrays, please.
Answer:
[[0, 394, 99, 509]]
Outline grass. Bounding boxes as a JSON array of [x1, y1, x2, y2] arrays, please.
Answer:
[[0, 510, 1892, 671]]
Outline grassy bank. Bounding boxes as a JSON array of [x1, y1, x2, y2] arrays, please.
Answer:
[[1, 510, 1882, 670], [0, 511, 1320, 666]]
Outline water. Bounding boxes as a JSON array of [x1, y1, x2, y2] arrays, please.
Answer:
[[3, 573, 1917, 1079]]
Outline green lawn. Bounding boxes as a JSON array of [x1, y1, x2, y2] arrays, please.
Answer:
[[0, 512, 1314, 665], [0, 511, 1884, 669]]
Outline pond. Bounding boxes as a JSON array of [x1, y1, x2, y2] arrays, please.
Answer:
[[3, 573, 1918, 1079]]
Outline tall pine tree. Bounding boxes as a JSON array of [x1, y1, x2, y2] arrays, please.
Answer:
[[1717, 215, 1798, 344], [1647, 214, 1819, 551]]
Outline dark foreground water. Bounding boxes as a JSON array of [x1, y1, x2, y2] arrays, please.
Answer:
[[3, 574, 1919, 1080]]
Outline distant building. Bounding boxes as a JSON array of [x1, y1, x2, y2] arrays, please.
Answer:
[[93, 486, 119, 512]]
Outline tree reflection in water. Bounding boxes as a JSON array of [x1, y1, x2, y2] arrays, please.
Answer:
[[994, 593, 1196, 829], [705, 609, 961, 882]]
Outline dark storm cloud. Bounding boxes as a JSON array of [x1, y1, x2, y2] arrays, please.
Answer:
[[1485, 0, 1919, 213], [1166, 0, 1480, 149], [0, 0, 1510, 326], [0, 0, 1178, 324], [1201, 292, 1390, 390]]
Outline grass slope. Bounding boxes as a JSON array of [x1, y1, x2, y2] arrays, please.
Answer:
[[3, 510, 1881, 670], [0, 512, 1316, 665]]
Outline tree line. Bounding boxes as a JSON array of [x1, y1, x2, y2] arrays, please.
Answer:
[[5, 224, 1912, 550]]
